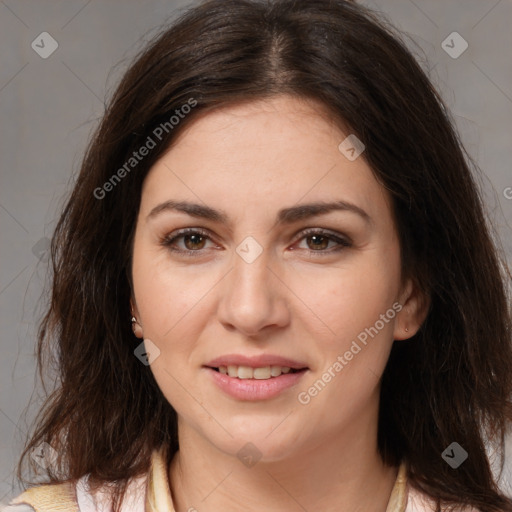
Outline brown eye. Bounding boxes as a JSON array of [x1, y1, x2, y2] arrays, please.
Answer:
[[182, 233, 207, 250], [305, 234, 330, 251], [160, 228, 215, 256], [296, 228, 352, 255]]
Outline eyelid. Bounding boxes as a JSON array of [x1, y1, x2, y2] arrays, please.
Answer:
[[296, 227, 352, 245], [160, 227, 217, 253]]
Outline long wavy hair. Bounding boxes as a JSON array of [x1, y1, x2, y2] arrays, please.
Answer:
[[16, 0, 512, 510]]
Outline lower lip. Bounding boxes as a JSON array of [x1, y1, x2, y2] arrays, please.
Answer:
[[205, 367, 307, 400]]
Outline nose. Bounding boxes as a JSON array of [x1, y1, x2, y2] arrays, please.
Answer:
[[217, 245, 290, 337]]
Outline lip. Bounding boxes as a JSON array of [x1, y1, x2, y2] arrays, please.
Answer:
[[205, 366, 308, 400], [205, 353, 308, 370]]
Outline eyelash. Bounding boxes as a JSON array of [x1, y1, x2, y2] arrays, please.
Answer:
[[159, 227, 352, 257]]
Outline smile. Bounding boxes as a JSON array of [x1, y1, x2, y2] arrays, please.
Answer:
[[215, 365, 301, 379], [205, 366, 308, 400]]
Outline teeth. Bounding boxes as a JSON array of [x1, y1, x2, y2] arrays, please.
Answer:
[[218, 365, 294, 379], [253, 367, 271, 379], [270, 366, 282, 377], [238, 365, 253, 379]]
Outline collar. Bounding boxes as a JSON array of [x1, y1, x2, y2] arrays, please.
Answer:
[[146, 444, 174, 511], [146, 445, 408, 512]]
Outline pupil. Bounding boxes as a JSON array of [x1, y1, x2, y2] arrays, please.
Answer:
[[309, 235, 327, 250], [185, 234, 204, 250]]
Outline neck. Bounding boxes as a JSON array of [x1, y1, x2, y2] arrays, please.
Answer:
[[169, 405, 398, 512]]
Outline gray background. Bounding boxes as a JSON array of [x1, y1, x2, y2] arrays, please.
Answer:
[[1, 0, 511, 505]]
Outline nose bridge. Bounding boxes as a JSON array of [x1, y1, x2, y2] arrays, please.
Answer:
[[231, 237, 275, 305], [218, 236, 288, 334]]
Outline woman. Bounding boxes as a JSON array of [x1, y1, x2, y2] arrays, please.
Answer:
[[5, 0, 512, 511]]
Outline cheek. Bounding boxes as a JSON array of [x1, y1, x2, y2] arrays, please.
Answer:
[[294, 249, 401, 348], [132, 241, 214, 340], [131, 249, 209, 411]]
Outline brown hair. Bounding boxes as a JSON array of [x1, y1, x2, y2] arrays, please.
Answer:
[[16, 0, 512, 510]]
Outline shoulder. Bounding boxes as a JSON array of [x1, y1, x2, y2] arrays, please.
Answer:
[[4, 472, 147, 512], [406, 483, 481, 512], [3, 480, 78, 512], [4, 446, 165, 512], [392, 462, 480, 512]]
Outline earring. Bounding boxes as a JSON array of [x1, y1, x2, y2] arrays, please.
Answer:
[[131, 316, 138, 334], [405, 327, 409, 332]]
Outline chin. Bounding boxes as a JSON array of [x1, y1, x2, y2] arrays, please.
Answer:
[[204, 424, 305, 464]]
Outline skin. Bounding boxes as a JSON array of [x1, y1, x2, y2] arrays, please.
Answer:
[[130, 94, 429, 512]]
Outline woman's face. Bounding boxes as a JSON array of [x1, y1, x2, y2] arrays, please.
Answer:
[[131, 95, 420, 461]]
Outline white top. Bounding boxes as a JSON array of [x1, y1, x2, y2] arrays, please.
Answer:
[[3, 445, 479, 512]]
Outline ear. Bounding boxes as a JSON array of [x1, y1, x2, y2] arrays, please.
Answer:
[[130, 297, 138, 317], [130, 298, 144, 339], [393, 278, 430, 340]]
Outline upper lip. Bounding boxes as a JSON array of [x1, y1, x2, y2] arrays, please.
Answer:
[[205, 354, 308, 370]]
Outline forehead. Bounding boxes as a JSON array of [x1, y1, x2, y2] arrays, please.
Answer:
[[168, 95, 348, 156], [140, 95, 393, 228]]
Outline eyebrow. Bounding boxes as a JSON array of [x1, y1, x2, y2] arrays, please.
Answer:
[[146, 199, 372, 226]]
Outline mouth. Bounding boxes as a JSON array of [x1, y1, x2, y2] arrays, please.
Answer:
[[203, 354, 309, 400], [204, 358, 309, 400]]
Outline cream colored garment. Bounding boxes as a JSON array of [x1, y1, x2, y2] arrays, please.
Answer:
[[5, 445, 475, 512]]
